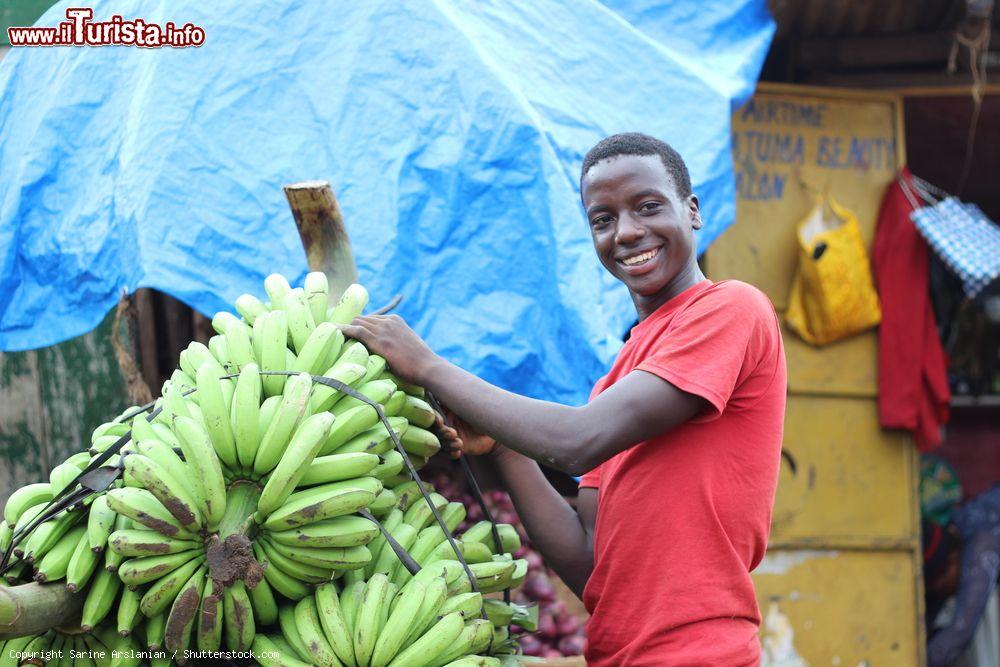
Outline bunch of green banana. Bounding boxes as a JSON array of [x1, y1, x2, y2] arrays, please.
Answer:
[[1, 273, 533, 665]]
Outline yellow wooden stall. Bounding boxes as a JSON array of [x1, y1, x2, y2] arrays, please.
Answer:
[[707, 83, 925, 665]]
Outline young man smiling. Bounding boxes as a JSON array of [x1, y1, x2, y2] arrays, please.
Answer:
[[342, 133, 786, 666]]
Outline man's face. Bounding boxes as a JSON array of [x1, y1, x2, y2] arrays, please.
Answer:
[[582, 154, 701, 297]]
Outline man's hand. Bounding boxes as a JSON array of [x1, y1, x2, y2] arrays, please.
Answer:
[[442, 410, 498, 458], [339, 314, 439, 385]]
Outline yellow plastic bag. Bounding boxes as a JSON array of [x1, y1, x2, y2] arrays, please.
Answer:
[[785, 197, 882, 346]]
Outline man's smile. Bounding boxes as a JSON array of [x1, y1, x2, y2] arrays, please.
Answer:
[[617, 246, 661, 271]]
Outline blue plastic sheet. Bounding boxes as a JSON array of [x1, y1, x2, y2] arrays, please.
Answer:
[[0, 0, 772, 404]]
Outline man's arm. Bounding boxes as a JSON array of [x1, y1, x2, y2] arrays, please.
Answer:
[[341, 315, 705, 475], [489, 446, 597, 598]]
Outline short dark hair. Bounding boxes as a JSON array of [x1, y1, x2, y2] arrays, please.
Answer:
[[580, 132, 692, 199]]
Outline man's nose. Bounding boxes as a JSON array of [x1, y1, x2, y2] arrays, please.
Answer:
[[615, 213, 645, 245]]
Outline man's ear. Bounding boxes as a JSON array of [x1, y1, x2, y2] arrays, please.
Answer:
[[688, 194, 702, 230]]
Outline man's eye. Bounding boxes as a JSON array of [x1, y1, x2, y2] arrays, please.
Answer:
[[639, 202, 661, 213], [591, 216, 612, 227]]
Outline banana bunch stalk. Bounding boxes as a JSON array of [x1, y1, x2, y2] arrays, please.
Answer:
[[1, 273, 529, 666]]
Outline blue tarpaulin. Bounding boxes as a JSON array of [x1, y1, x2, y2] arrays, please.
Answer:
[[0, 0, 772, 403]]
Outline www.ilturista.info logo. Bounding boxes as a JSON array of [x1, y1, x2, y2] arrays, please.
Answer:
[[6, 7, 205, 48]]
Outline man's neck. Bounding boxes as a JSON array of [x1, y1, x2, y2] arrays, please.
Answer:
[[632, 263, 706, 321]]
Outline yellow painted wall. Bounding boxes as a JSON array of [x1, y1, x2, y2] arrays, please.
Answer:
[[708, 84, 924, 666]]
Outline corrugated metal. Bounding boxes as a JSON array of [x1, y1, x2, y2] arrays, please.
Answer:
[[771, 0, 979, 38]]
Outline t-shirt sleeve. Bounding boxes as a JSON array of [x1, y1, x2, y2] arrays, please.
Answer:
[[578, 462, 602, 489], [635, 283, 775, 421]]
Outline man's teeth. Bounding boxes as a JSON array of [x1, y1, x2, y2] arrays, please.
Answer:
[[622, 248, 659, 266]]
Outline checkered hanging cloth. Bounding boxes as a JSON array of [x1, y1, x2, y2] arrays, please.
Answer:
[[910, 197, 1000, 298]]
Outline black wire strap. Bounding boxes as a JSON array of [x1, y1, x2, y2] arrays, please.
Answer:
[[424, 391, 511, 605]]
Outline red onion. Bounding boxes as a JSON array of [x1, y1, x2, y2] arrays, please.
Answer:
[[558, 634, 587, 656]]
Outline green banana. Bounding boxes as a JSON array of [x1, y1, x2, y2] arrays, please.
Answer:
[[260, 477, 382, 531], [253, 372, 312, 475], [224, 318, 256, 372], [195, 572, 224, 652], [339, 580, 366, 640], [194, 362, 240, 472], [291, 322, 343, 376], [284, 288, 316, 354], [334, 379, 396, 415], [117, 584, 143, 636], [122, 453, 203, 532], [399, 395, 436, 428], [211, 310, 241, 335], [235, 293, 269, 325], [208, 335, 232, 373], [223, 580, 255, 651], [264, 273, 292, 311], [132, 440, 201, 513], [402, 492, 448, 531], [258, 310, 290, 397], [172, 414, 227, 530], [92, 420, 131, 442], [368, 489, 398, 517], [184, 341, 227, 383], [49, 462, 81, 496], [308, 361, 368, 415], [266, 540, 371, 571], [365, 508, 404, 579], [370, 523, 417, 579], [430, 620, 494, 667], [252, 634, 313, 667], [439, 592, 484, 620], [164, 564, 205, 653], [482, 599, 515, 627], [327, 284, 369, 325], [320, 405, 381, 455], [363, 354, 388, 384], [304, 272, 330, 327], [103, 513, 131, 572], [353, 572, 390, 667], [370, 579, 425, 667], [258, 539, 333, 583], [231, 362, 263, 473], [382, 390, 407, 417], [372, 450, 405, 481], [278, 602, 312, 661], [391, 481, 434, 512], [425, 540, 494, 567], [105, 487, 194, 540], [145, 611, 167, 650], [386, 611, 465, 667], [66, 526, 101, 593], [254, 542, 310, 600], [118, 550, 200, 586], [399, 425, 441, 458], [80, 564, 123, 631], [267, 515, 379, 548], [333, 341, 370, 376], [248, 575, 279, 626], [293, 596, 339, 666], [34, 524, 86, 582], [257, 412, 336, 517], [315, 582, 357, 667], [3, 482, 53, 527], [439, 657, 501, 667], [108, 529, 199, 557], [24, 508, 80, 563], [299, 452, 380, 486]]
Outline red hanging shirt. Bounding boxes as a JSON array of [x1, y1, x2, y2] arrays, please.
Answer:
[[579, 279, 786, 666], [870, 169, 950, 450]]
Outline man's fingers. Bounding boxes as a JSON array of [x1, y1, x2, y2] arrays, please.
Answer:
[[339, 322, 373, 343]]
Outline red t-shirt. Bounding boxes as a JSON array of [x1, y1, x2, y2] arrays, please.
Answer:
[[578, 279, 786, 666]]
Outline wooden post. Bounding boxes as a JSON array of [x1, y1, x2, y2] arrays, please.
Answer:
[[283, 181, 358, 300], [0, 583, 83, 639]]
